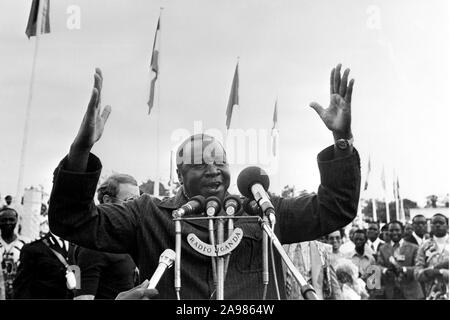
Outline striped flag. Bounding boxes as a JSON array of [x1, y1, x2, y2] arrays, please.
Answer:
[[225, 63, 239, 130], [25, 0, 51, 38], [148, 17, 161, 114], [363, 157, 371, 191]]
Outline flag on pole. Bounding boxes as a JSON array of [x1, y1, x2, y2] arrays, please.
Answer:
[[25, 0, 51, 38], [271, 100, 279, 157], [225, 63, 239, 130], [272, 100, 278, 130], [397, 176, 405, 221], [393, 171, 399, 220], [381, 166, 390, 223], [363, 157, 371, 191], [148, 17, 161, 114]]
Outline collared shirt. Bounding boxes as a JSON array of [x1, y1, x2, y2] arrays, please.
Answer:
[[346, 249, 375, 278], [412, 232, 424, 246], [367, 238, 384, 253], [48, 145, 361, 299], [390, 239, 404, 257]]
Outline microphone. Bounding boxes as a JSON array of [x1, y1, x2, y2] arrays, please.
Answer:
[[223, 195, 242, 216], [174, 195, 206, 217], [205, 196, 222, 217], [148, 249, 176, 289], [243, 198, 261, 216], [237, 167, 275, 217]]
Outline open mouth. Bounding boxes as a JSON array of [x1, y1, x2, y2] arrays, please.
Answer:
[[204, 181, 222, 190]]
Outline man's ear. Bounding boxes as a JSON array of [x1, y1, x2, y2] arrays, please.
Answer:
[[103, 195, 112, 204], [176, 168, 183, 185]]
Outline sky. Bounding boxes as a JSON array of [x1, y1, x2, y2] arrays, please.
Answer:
[[0, 0, 449, 207]]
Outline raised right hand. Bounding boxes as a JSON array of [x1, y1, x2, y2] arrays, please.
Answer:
[[72, 68, 111, 151]]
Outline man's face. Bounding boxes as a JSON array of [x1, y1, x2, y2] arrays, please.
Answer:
[[116, 183, 140, 202], [412, 216, 427, 237], [353, 232, 367, 250], [328, 231, 342, 251], [0, 210, 17, 235], [367, 223, 379, 241], [389, 223, 402, 243], [177, 137, 230, 199], [431, 215, 448, 238], [404, 223, 413, 237]]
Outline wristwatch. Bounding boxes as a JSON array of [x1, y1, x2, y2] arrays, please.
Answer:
[[335, 137, 354, 150]]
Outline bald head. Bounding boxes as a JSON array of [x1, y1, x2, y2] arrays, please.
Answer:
[[176, 134, 230, 200], [176, 134, 227, 168]]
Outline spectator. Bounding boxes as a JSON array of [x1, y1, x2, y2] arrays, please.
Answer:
[[284, 240, 341, 300], [377, 221, 424, 299], [327, 229, 345, 268], [344, 229, 375, 281], [4, 196, 12, 207], [404, 215, 427, 246], [380, 224, 391, 243], [73, 174, 140, 300], [414, 214, 448, 300], [0, 207, 29, 299], [367, 222, 384, 259], [404, 222, 413, 239], [13, 232, 75, 299]]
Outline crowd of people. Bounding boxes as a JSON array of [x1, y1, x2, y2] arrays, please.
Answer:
[[284, 215, 449, 300], [0, 63, 448, 300]]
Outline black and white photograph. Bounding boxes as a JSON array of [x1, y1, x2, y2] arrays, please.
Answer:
[[0, 0, 448, 308]]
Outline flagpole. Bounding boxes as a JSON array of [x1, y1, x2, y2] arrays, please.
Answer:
[[153, 8, 163, 198], [16, 0, 45, 204]]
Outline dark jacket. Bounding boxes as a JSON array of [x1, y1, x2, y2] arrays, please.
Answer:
[[13, 233, 74, 299], [48, 145, 361, 299], [74, 247, 136, 299], [377, 241, 424, 300]]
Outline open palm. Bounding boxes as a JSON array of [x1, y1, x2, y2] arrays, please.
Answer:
[[74, 68, 111, 150], [310, 64, 354, 138]]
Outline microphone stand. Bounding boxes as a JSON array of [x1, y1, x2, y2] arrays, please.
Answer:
[[259, 214, 318, 300], [262, 215, 269, 299], [216, 217, 225, 300]]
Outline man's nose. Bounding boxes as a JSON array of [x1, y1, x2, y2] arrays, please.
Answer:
[[204, 164, 221, 176]]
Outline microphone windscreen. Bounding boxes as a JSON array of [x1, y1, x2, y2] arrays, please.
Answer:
[[190, 195, 206, 209], [237, 166, 270, 198], [242, 198, 260, 216]]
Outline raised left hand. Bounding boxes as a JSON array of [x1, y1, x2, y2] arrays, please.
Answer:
[[310, 64, 354, 139]]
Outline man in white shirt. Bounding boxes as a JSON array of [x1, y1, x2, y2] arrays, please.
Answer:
[[367, 222, 384, 258]]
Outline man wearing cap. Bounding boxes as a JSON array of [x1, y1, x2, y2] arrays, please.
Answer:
[[48, 64, 360, 299]]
